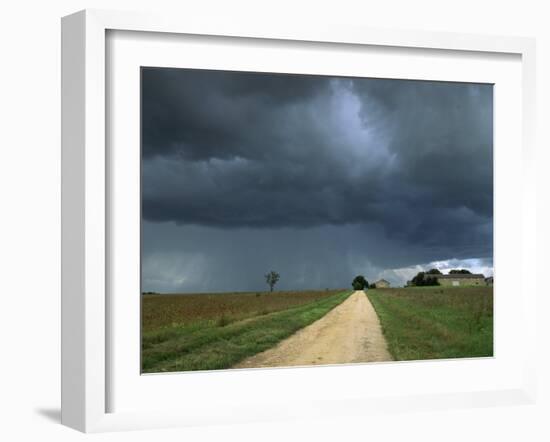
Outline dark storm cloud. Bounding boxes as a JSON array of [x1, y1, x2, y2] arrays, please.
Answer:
[[142, 68, 331, 161], [141, 68, 493, 280], [351, 79, 493, 217]]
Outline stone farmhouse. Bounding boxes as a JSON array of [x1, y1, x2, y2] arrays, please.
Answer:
[[375, 279, 390, 288], [434, 273, 486, 287]]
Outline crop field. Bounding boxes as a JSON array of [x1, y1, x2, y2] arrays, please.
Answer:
[[367, 286, 493, 361], [142, 289, 346, 331], [142, 289, 351, 373]]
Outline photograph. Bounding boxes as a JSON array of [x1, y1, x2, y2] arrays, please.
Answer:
[[140, 67, 494, 374]]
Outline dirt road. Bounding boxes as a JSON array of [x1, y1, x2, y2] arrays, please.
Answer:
[[234, 290, 392, 369]]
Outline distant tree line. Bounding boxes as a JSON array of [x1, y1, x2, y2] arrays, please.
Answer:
[[411, 272, 440, 286], [408, 268, 473, 287], [410, 268, 441, 286]]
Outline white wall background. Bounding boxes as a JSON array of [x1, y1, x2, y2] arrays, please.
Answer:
[[0, 1, 548, 441]]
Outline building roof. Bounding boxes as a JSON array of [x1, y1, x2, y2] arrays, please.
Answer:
[[434, 273, 485, 279], [376, 279, 390, 283]]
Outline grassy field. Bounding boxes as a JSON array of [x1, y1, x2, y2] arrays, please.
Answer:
[[367, 286, 493, 361], [142, 289, 351, 373]]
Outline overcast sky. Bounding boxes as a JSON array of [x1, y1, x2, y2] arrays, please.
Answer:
[[141, 68, 493, 292]]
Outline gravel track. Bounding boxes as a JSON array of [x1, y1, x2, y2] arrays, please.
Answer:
[[234, 290, 393, 368]]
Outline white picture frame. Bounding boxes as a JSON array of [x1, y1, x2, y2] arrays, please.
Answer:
[[61, 9, 537, 433]]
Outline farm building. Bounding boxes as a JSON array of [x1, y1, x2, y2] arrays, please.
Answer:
[[485, 276, 494, 286], [375, 279, 390, 288], [434, 273, 486, 287]]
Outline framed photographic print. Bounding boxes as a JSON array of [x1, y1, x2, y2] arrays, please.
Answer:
[[61, 9, 537, 432], [139, 66, 494, 374]]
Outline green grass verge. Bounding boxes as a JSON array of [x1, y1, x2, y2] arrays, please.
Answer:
[[142, 290, 352, 373], [367, 287, 493, 361]]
